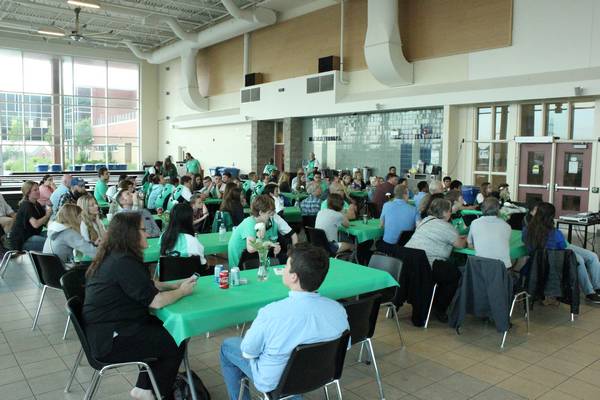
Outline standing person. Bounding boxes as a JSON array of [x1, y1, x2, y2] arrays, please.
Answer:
[[378, 185, 418, 255], [159, 203, 206, 265], [161, 156, 178, 180], [220, 243, 349, 400], [94, 167, 110, 206], [522, 202, 600, 303], [0, 192, 16, 235], [372, 173, 399, 215], [467, 197, 512, 268], [50, 174, 72, 214], [305, 152, 320, 180], [10, 181, 51, 251], [146, 175, 164, 211], [38, 174, 55, 207], [263, 158, 277, 176], [77, 195, 106, 246], [475, 182, 492, 205], [191, 194, 209, 232], [83, 212, 197, 400], [413, 181, 429, 210], [184, 153, 201, 176], [43, 204, 97, 264]]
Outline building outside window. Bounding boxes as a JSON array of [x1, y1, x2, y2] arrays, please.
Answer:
[[473, 106, 509, 188], [520, 101, 595, 140]]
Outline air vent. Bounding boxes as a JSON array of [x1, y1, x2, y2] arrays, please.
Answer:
[[306, 74, 334, 94], [241, 87, 261, 103]]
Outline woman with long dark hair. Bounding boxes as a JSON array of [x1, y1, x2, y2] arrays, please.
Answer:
[[523, 202, 600, 303], [159, 203, 206, 264], [161, 156, 178, 180], [220, 186, 245, 226], [84, 212, 197, 400]]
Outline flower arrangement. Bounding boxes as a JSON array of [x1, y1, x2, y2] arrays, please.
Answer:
[[249, 222, 276, 257]]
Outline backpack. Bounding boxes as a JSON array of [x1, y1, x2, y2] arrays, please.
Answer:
[[172, 371, 211, 400]]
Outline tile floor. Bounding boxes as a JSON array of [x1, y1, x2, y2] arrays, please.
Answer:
[[1, 252, 600, 400]]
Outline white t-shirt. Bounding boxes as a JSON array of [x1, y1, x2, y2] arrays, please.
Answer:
[[467, 216, 512, 268], [476, 193, 484, 204], [315, 208, 344, 243]]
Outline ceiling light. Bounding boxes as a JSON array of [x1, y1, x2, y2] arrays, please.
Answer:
[[38, 26, 65, 37], [67, 0, 101, 9]]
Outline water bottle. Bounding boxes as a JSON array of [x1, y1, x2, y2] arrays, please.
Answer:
[[230, 267, 240, 286], [219, 222, 226, 242]]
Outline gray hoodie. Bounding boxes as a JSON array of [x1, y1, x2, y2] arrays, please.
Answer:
[[43, 221, 97, 263]]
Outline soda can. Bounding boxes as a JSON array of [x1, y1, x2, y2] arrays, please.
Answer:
[[214, 264, 223, 284], [230, 267, 240, 286], [219, 270, 229, 289]]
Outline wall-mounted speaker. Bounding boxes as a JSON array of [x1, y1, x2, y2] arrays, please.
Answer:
[[245, 73, 263, 87], [318, 56, 340, 73]]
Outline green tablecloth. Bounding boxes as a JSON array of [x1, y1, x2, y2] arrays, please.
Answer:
[[204, 198, 222, 205], [339, 218, 383, 243], [461, 209, 482, 216], [349, 191, 368, 198], [101, 214, 162, 228], [155, 258, 398, 345], [453, 230, 527, 260], [280, 192, 308, 202]]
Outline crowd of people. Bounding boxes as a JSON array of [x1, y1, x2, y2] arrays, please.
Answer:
[[1, 151, 599, 400]]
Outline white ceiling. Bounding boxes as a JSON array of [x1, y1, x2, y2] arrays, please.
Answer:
[[0, 0, 333, 51]]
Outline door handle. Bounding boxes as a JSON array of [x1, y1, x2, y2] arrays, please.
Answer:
[[518, 184, 548, 189], [555, 186, 589, 192]]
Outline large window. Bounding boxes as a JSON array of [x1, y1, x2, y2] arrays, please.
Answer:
[[474, 106, 509, 187], [0, 49, 139, 173], [520, 101, 595, 139]]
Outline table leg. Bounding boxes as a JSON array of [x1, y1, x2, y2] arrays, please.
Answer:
[[568, 224, 573, 243], [583, 226, 589, 249], [183, 341, 198, 400]]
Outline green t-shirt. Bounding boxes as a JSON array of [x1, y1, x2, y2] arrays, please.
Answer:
[[263, 163, 276, 175], [186, 159, 201, 174], [227, 216, 279, 268], [242, 180, 256, 194], [155, 183, 175, 210], [320, 199, 350, 210], [94, 180, 108, 206]]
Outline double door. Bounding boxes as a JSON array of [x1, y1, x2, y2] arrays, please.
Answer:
[[517, 142, 592, 216]]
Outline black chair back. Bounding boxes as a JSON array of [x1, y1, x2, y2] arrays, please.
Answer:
[[65, 296, 104, 370], [461, 214, 479, 227], [366, 202, 380, 219], [29, 251, 67, 289], [304, 227, 333, 256], [507, 212, 525, 231], [397, 230, 414, 247], [269, 331, 350, 400], [60, 268, 87, 302], [158, 256, 210, 281], [302, 215, 316, 229], [342, 295, 382, 343]]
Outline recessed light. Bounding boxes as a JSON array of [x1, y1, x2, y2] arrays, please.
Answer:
[[67, 0, 101, 9], [38, 27, 66, 37]]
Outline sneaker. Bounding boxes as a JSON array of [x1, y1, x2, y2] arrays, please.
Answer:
[[586, 293, 600, 304]]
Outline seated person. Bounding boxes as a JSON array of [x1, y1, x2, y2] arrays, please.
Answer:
[[475, 182, 492, 205], [147, 175, 165, 211], [291, 169, 306, 193], [38, 174, 55, 207], [446, 190, 476, 213], [299, 182, 322, 216], [253, 174, 270, 198], [191, 194, 209, 232], [262, 183, 285, 215], [523, 202, 600, 303], [405, 198, 467, 322], [167, 176, 193, 211], [83, 212, 197, 400], [199, 176, 220, 198], [242, 172, 258, 195], [11, 181, 51, 252], [43, 204, 97, 264], [213, 175, 224, 197], [372, 173, 399, 215], [467, 197, 512, 268], [77, 195, 106, 246], [278, 172, 291, 194], [378, 185, 418, 255], [351, 171, 366, 190], [159, 203, 206, 265], [220, 243, 349, 400], [220, 187, 245, 227], [413, 181, 429, 210], [112, 189, 161, 238], [312, 171, 329, 198], [106, 173, 127, 203], [315, 193, 353, 255], [0, 192, 16, 235], [320, 182, 357, 220], [154, 177, 178, 210], [227, 195, 282, 268], [50, 174, 72, 214], [398, 178, 414, 199], [56, 178, 88, 213]]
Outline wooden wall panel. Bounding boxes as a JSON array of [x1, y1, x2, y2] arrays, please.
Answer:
[[197, 36, 243, 97], [399, 0, 513, 61]]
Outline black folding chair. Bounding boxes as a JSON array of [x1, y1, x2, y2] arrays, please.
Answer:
[[301, 215, 316, 229], [158, 255, 211, 281], [239, 331, 350, 400], [0, 250, 28, 279], [367, 255, 404, 344], [397, 230, 414, 247], [366, 202, 380, 219], [342, 295, 385, 400], [60, 268, 87, 340], [64, 297, 161, 399], [305, 227, 352, 259], [29, 252, 68, 332]]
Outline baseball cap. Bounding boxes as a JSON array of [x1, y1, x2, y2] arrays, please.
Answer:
[[71, 177, 86, 187]]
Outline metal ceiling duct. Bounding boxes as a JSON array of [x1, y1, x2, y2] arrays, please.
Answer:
[[124, 0, 276, 111], [364, 0, 413, 87]]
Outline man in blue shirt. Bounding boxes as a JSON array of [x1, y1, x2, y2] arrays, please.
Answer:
[[413, 181, 429, 210], [378, 185, 418, 255], [299, 182, 322, 216], [220, 243, 349, 400]]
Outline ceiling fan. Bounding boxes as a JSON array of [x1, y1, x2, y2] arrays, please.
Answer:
[[38, 7, 114, 43]]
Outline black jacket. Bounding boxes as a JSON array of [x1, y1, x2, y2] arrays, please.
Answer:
[[526, 248, 580, 314], [449, 256, 513, 333], [396, 247, 434, 327]]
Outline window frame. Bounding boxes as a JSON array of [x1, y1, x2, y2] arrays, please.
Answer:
[[473, 105, 509, 185]]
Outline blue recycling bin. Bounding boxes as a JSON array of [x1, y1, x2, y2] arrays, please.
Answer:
[[117, 164, 127, 170], [83, 164, 95, 171], [461, 185, 480, 205], [108, 163, 117, 171], [95, 163, 106, 171], [71, 165, 82, 171], [220, 167, 240, 177], [209, 167, 224, 176], [50, 164, 62, 172], [35, 164, 49, 172]]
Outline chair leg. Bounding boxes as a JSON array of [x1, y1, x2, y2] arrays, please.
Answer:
[[143, 365, 161, 400], [64, 347, 83, 393], [366, 338, 385, 400], [390, 306, 405, 347], [238, 377, 248, 400], [62, 315, 71, 340], [357, 341, 365, 363], [324, 384, 331, 400], [525, 294, 530, 333], [31, 285, 48, 331], [424, 284, 437, 329], [183, 344, 199, 400], [84, 370, 100, 400], [0, 250, 14, 278], [571, 313, 575, 322], [334, 379, 343, 400], [500, 330, 508, 349], [239, 322, 246, 337]]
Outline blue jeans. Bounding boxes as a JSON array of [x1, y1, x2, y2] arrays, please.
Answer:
[[220, 337, 302, 400], [569, 245, 600, 295], [23, 234, 46, 252]]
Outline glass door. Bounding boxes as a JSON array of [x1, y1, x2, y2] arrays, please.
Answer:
[[517, 143, 553, 203], [553, 143, 592, 217]]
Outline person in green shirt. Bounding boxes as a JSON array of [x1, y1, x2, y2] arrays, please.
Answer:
[[263, 158, 276, 175], [155, 177, 178, 210], [242, 172, 258, 194], [94, 166, 110, 207], [228, 195, 282, 268], [305, 152, 320, 180], [184, 153, 201, 176]]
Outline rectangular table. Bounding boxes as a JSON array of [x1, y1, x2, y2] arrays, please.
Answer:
[[143, 232, 232, 263], [155, 258, 398, 345], [339, 218, 383, 243], [453, 230, 528, 260]]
